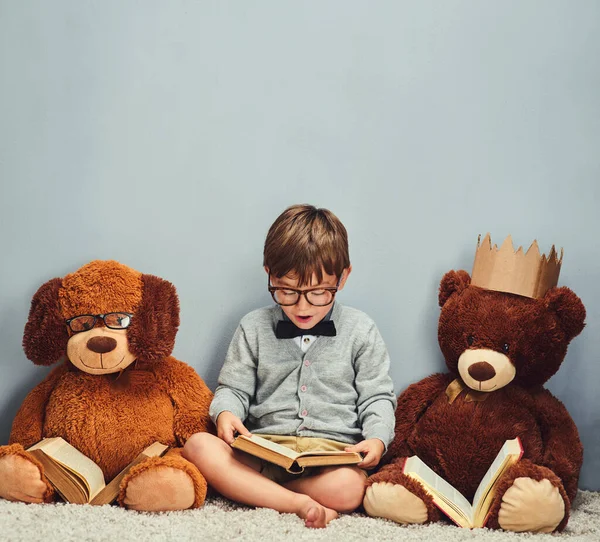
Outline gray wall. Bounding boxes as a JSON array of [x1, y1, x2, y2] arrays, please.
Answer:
[[1, 1, 599, 490]]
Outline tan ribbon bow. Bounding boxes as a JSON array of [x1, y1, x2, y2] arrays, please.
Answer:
[[446, 378, 490, 404]]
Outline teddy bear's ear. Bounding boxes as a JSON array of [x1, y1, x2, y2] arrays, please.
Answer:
[[126, 274, 180, 362], [543, 286, 586, 341], [438, 270, 471, 307], [23, 277, 69, 366]]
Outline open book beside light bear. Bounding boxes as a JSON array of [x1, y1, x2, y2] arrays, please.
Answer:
[[27, 438, 168, 505]]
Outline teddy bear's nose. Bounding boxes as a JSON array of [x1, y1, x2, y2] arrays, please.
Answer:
[[468, 361, 496, 382], [87, 336, 117, 354]]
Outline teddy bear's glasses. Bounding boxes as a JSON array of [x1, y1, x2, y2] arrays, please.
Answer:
[[65, 312, 133, 333]]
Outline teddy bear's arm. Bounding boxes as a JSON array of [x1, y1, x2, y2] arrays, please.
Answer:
[[532, 388, 583, 504], [364, 373, 453, 524], [385, 372, 455, 460], [154, 357, 215, 444], [484, 389, 581, 532], [8, 362, 69, 448]]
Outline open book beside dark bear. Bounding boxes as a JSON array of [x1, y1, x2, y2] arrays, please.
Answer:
[[0, 261, 214, 511], [364, 235, 586, 533]]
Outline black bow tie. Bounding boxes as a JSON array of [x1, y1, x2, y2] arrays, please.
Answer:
[[275, 320, 336, 339]]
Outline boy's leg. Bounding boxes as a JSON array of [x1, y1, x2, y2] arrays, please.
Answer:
[[283, 465, 367, 513], [182, 433, 338, 528]]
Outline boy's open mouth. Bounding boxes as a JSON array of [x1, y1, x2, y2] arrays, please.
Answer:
[[295, 315, 313, 324]]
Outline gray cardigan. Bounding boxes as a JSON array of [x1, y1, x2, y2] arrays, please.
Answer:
[[209, 303, 397, 449]]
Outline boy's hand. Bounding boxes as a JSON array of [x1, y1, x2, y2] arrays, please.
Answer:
[[345, 439, 385, 469], [216, 411, 252, 444]]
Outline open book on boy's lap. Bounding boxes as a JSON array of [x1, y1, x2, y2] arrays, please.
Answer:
[[403, 437, 523, 528], [231, 434, 362, 473], [27, 438, 169, 505]]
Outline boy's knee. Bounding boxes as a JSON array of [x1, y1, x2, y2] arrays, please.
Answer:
[[327, 467, 366, 512], [341, 470, 367, 512], [182, 432, 217, 461]]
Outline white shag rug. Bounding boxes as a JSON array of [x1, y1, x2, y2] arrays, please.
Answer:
[[2, 491, 599, 542]]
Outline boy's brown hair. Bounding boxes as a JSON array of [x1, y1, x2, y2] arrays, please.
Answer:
[[263, 204, 350, 286]]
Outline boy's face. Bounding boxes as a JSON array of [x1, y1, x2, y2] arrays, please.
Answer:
[[266, 267, 351, 329]]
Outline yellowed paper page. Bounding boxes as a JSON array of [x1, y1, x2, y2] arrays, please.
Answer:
[[473, 438, 522, 523], [28, 438, 106, 498], [142, 442, 169, 457], [404, 456, 473, 521], [235, 435, 299, 461], [296, 450, 358, 458]]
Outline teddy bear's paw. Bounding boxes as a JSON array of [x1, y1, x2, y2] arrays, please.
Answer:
[[0, 454, 48, 503], [363, 482, 428, 524], [123, 465, 196, 511], [498, 477, 565, 533]]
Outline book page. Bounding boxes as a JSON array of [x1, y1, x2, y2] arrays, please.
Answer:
[[28, 438, 105, 498], [296, 450, 359, 458], [233, 435, 299, 461], [404, 456, 473, 522], [473, 438, 522, 524], [89, 441, 169, 506], [29, 450, 89, 503], [297, 454, 362, 468], [142, 442, 169, 457]]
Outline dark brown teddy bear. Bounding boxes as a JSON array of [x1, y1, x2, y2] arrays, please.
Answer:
[[0, 260, 213, 511], [363, 238, 585, 533]]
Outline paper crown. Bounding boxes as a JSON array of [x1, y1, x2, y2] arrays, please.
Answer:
[[470, 233, 563, 299]]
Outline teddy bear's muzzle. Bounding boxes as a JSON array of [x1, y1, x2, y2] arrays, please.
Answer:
[[467, 361, 496, 382], [87, 336, 117, 354], [458, 349, 516, 392], [66, 328, 137, 375]]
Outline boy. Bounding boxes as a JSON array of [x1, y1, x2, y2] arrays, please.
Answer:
[[183, 204, 396, 528]]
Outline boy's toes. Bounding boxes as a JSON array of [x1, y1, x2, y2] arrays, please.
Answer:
[[325, 507, 339, 525], [299, 500, 338, 528], [304, 506, 323, 528]]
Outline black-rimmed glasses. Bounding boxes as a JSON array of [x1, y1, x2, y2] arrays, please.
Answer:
[[268, 275, 341, 307], [65, 312, 133, 333]]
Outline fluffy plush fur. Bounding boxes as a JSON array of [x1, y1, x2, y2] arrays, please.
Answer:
[[365, 270, 586, 533], [0, 260, 214, 511]]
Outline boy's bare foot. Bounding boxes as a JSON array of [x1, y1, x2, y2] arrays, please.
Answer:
[[297, 496, 339, 528]]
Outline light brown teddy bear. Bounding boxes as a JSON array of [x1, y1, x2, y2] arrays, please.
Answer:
[[0, 260, 213, 511]]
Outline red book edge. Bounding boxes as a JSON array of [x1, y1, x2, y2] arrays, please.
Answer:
[[482, 436, 524, 528], [402, 456, 463, 527]]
